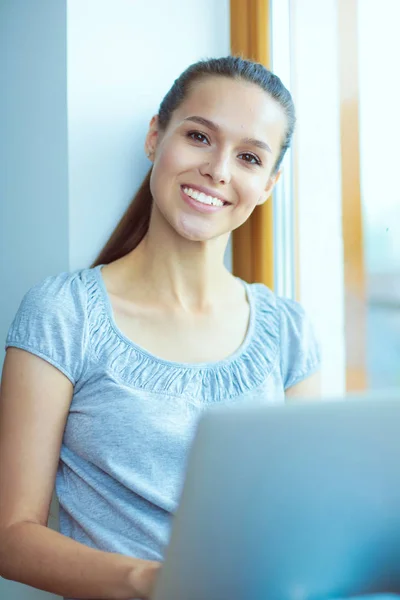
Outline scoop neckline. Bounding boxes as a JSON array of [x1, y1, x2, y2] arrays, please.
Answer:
[[92, 263, 257, 370]]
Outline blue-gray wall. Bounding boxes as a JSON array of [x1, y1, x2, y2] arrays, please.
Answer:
[[0, 0, 69, 371], [0, 1, 67, 596]]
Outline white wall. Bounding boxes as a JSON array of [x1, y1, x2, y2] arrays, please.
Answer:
[[291, 0, 346, 396], [67, 0, 231, 270], [1, 1, 230, 599]]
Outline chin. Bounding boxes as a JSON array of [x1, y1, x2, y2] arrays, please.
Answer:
[[176, 228, 218, 243], [174, 216, 224, 243]]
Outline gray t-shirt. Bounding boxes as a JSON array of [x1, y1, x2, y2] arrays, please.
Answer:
[[5, 265, 320, 564]]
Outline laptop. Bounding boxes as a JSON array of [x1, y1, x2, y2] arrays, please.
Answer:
[[153, 393, 400, 600]]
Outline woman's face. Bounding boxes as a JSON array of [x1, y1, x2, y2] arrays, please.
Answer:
[[146, 76, 288, 242]]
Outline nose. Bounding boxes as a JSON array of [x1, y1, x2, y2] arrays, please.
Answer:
[[199, 151, 232, 185]]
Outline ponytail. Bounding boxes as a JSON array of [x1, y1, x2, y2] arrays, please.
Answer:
[[91, 168, 152, 267]]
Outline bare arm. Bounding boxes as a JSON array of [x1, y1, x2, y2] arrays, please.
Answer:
[[285, 371, 321, 401], [0, 348, 159, 600]]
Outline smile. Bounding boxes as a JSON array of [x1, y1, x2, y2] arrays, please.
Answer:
[[180, 186, 229, 215], [182, 186, 225, 207]]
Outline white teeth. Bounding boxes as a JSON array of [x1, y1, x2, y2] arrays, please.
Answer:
[[183, 187, 224, 207]]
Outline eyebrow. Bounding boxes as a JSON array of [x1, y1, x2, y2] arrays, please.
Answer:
[[183, 115, 272, 153]]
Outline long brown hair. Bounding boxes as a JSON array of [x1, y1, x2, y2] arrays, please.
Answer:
[[92, 169, 152, 267], [91, 56, 295, 268]]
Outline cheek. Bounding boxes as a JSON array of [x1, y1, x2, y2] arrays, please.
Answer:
[[155, 138, 192, 176], [149, 142, 192, 215], [237, 178, 267, 209], [155, 149, 179, 178], [150, 147, 179, 200]]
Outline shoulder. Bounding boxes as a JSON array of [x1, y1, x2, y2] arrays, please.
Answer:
[[9, 268, 91, 334], [21, 268, 90, 309], [276, 295, 312, 334], [6, 267, 95, 384], [249, 282, 309, 326], [249, 283, 321, 389]]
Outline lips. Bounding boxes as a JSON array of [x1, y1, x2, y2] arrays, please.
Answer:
[[179, 186, 227, 214], [180, 184, 229, 205]]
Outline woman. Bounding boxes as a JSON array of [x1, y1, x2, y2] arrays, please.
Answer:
[[0, 56, 320, 599]]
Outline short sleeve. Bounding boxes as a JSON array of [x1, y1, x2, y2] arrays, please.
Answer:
[[5, 271, 89, 385], [278, 297, 321, 390]]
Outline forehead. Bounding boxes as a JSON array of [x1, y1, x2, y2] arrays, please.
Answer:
[[173, 76, 287, 144]]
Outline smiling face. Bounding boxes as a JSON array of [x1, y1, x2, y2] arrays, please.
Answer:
[[145, 76, 288, 242]]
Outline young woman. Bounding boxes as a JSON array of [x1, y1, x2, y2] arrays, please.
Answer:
[[0, 56, 320, 600]]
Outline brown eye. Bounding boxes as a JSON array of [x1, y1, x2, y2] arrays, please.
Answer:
[[187, 131, 209, 144], [239, 153, 262, 166]]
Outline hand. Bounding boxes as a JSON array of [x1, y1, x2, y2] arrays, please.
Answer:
[[132, 560, 162, 600]]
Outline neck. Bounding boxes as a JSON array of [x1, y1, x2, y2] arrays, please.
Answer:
[[119, 209, 234, 312]]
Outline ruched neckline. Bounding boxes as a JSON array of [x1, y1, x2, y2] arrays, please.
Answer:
[[85, 265, 280, 402]]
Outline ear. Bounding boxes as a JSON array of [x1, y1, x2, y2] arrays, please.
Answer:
[[257, 170, 282, 205], [144, 115, 160, 161]]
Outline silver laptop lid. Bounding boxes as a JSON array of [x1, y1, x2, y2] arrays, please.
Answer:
[[154, 395, 400, 600]]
